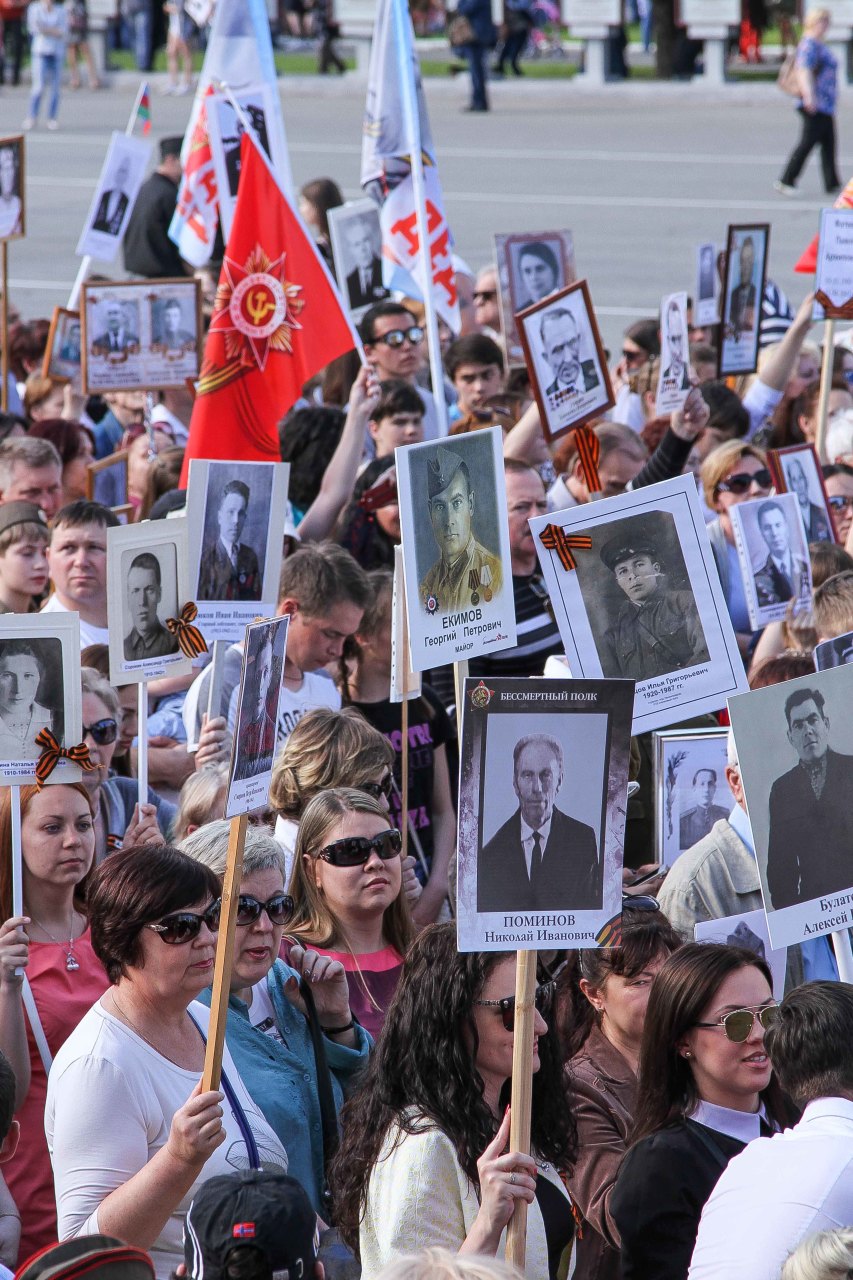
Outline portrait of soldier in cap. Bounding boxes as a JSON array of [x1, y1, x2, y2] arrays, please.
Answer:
[[419, 446, 503, 614], [598, 519, 709, 682]]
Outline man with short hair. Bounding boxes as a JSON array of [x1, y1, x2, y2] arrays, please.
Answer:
[[42, 499, 118, 647], [539, 307, 598, 400], [0, 438, 63, 519], [92, 157, 131, 236], [473, 264, 501, 338], [729, 235, 757, 340], [360, 302, 441, 439], [787, 455, 832, 543], [679, 767, 729, 849], [661, 297, 689, 391], [123, 551, 179, 661], [445, 333, 505, 418], [198, 480, 261, 602], [367, 380, 425, 459], [753, 499, 810, 607], [155, 298, 194, 351], [123, 135, 186, 279], [419, 446, 503, 612], [344, 216, 388, 310], [91, 301, 140, 356], [688, 981, 853, 1280]]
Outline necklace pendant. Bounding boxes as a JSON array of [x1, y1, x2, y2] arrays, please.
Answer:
[[66, 952, 80, 972]]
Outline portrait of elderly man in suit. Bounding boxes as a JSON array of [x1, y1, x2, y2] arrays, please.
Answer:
[[477, 731, 601, 913], [198, 478, 262, 602], [540, 307, 599, 400], [752, 499, 810, 608], [785, 455, 832, 544]]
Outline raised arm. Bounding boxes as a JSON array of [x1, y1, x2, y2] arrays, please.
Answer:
[[297, 364, 381, 543]]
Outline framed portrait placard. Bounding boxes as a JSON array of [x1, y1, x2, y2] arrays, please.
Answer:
[[0, 135, 25, 242], [729, 492, 813, 632], [518, 278, 614, 443], [86, 450, 129, 510], [106, 518, 194, 685], [327, 199, 389, 320], [655, 291, 691, 417], [495, 230, 576, 365], [728, 663, 853, 949], [456, 676, 633, 953], [395, 426, 517, 673], [81, 278, 202, 395], [719, 223, 769, 377], [815, 630, 853, 670], [0, 614, 83, 785], [530, 474, 748, 734], [694, 908, 786, 999], [206, 84, 291, 241], [653, 727, 735, 866], [186, 459, 291, 644], [768, 443, 837, 544], [75, 131, 152, 262], [225, 614, 290, 818], [813, 208, 853, 321], [390, 545, 421, 704], [42, 307, 82, 391], [694, 242, 718, 328]]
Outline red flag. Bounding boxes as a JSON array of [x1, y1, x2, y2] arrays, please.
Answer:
[[795, 177, 853, 273], [180, 135, 358, 481]]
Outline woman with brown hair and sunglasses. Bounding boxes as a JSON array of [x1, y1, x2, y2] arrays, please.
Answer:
[[180, 819, 371, 1216], [287, 787, 413, 1038], [611, 942, 794, 1280], [45, 844, 288, 1280], [0, 781, 105, 1264]]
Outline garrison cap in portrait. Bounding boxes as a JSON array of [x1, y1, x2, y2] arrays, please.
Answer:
[[427, 446, 469, 499]]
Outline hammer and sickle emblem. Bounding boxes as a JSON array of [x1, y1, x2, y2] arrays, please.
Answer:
[[247, 288, 276, 326]]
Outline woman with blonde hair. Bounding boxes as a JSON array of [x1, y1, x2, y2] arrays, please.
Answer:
[[781, 1229, 853, 1280], [376, 1247, 521, 1280], [777, 8, 840, 197], [287, 787, 412, 1037], [173, 764, 228, 843]]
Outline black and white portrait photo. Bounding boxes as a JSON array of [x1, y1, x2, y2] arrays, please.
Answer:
[[694, 908, 787, 999], [494, 229, 576, 364], [86, 451, 128, 510], [695, 241, 717, 327], [730, 492, 812, 631], [729, 664, 853, 949], [90, 297, 140, 357], [656, 292, 690, 416], [719, 223, 769, 377], [0, 135, 24, 242], [769, 444, 835, 545], [107, 520, 192, 684], [327, 200, 389, 317], [76, 131, 152, 262], [815, 629, 853, 670], [226, 614, 290, 817], [43, 308, 82, 391], [186, 459, 290, 643], [654, 727, 735, 866], [151, 295, 197, 353], [456, 677, 633, 952], [517, 279, 613, 442], [81, 279, 201, 394], [0, 614, 81, 785], [207, 86, 288, 239], [530, 474, 748, 734]]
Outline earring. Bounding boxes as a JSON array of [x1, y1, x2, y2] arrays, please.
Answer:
[[683, 1051, 691, 1059]]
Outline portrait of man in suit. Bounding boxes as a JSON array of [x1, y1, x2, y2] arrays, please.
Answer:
[[679, 767, 729, 849], [57, 319, 81, 363], [477, 732, 601, 912], [515, 241, 560, 312], [729, 235, 757, 341], [123, 551, 179, 662], [698, 244, 715, 305], [661, 297, 689, 392], [91, 300, 140, 356], [92, 157, 131, 237], [153, 298, 196, 352], [752, 499, 810, 608], [198, 478, 262, 602], [418, 446, 502, 614], [766, 686, 853, 908], [344, 215, 388, 311], [785, 456, 832, 544], [540, 307, 599, 400]]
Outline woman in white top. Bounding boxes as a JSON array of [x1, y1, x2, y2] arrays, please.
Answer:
[[45, 844, 288, 1280], [331, 923, 577, 1279], [24, 0, 68, 130]]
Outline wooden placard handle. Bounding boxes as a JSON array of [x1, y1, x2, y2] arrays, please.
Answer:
[[505, 949, 537, 1272], [201, 812, 248, 1092], [815, 317, 836, 464]]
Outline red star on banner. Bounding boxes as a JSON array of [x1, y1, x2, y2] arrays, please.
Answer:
[[208, 243, 305, 373]]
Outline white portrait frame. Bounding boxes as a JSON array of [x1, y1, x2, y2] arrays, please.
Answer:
[[75, 131, 153, 262], [327, 199, 389, 320], [106, 517, 194, 685], [225, 614, 290, 818], [0, 613, 83, 785], [729, 492, 813, 632]]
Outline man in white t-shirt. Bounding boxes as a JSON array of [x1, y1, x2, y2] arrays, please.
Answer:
[[42, 500, 119, 648]]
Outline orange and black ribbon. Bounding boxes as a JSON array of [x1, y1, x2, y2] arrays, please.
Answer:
[[539, 524, 593, 573], [166, 602, 208, 659], [595, 912, 623, 948], [35, 728, 97, 789], [573, 424, 602, 494]]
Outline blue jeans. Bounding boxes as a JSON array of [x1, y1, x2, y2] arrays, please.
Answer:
[[462, 41, 488, 109], [29, 51, 61, 121], [132, 8, 153, 70]]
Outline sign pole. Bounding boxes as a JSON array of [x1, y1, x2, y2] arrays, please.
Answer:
[[815, 318, 837, 464], [0, 241, 8, 414], [505, 949, 537, 1272], [137, 682, 148, 810], [201, 811, 248, 1090], [11, 785, 23, 976]]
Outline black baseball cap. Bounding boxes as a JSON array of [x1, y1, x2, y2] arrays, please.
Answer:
[[184, 1170, 317, 1280], [16, 1236, 154, 1280]]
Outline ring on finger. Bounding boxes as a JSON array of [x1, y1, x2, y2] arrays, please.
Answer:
[[509, 1172, 517, 1185]]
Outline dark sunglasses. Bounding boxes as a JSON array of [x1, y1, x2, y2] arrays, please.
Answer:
[[622, 347, 647, 364], [83, 717, 118, 745], [359, 775, 394, 802], [716, 468, 772, 495], [695, 1003, 778, 1043], [318, 828, 402, 867], [146, 899, 221, 945], [236, 893, 294, 926], [373, 326, 424, 349], [474, 979, 555, 1033], [473, 290, 496, 303], [829, 494, 853, 512]]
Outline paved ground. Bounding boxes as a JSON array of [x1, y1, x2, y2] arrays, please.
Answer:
[[4, 73, 850, 351]]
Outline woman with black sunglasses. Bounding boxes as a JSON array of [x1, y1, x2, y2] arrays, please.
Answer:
[[611, 943, 794, 1280], [0, 781, 105, 1263], [287, 787, 413, 1038], [331, 923, 576, 1278], [180, 820, 371, 1216], [45, 844, 288, 1280]]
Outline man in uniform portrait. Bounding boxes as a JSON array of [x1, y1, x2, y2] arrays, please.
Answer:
[[154, 298, 195, 352], [752, 499, 810, 607], [766, 687, 853, 908], [540, 308, 598, 399], [729, 236, 757, 341], [198, 479, 262, 602], [123, 551, 179, 661], [679, 767, 729, 848], [478, 732, 600, 912], [786, 457, 832, 544], [419, 447, 502, 613], [599, 524, 709, 681]]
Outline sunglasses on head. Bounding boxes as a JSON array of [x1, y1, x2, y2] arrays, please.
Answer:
[[317, 828, 402, 867], [83, 717, 118, 745], [475, 979, 555, 1033], [716, 468, 772, 495], [373, 326, 424, 349], [694, 1003, 778, 1043], [146, 899, 221, 945], [359, 775, 394, 802], [236, 893, 293, 927]]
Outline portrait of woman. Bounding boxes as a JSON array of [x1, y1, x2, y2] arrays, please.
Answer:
[[0, 640, 57, 760]]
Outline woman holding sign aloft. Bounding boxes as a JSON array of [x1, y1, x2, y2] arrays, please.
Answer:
[[332, 923, 575, 1279], [776, 8, 841, 197], [0, 782, 107, 1264]]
